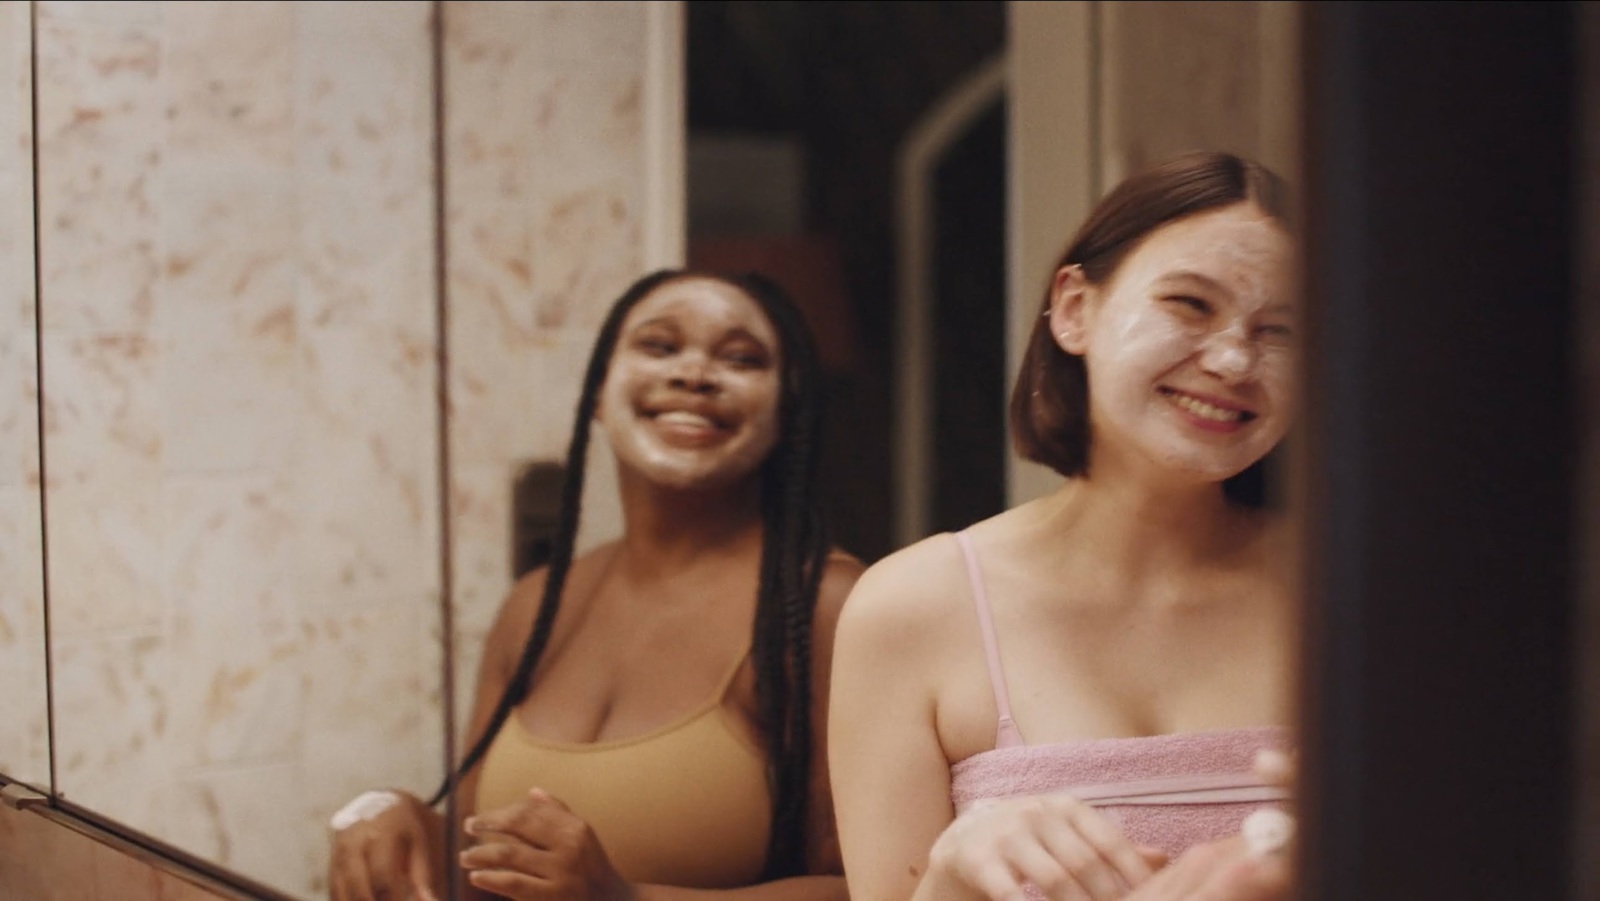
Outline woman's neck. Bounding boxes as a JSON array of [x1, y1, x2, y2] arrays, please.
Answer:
[[613, 467, 765, 578], [1037, 452, 1262, 573]]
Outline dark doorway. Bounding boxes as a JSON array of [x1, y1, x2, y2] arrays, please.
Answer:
[[686, 1, 1007, 562], [931, 99, 1007, 536]]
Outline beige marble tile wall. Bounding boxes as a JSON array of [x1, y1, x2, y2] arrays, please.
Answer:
[[1098, 1, 1300, 191], [35, 2, 441, 897], [0, 0, 50, 789], [443, 0, 650, 740], [1005, 1, 1299, 506]]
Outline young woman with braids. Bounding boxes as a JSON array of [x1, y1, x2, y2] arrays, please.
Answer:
[[830, 152, 1300, 901], [328, 270, 862, 901]]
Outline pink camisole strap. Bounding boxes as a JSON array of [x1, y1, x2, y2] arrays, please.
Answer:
[[954, 530, 1025, 750]]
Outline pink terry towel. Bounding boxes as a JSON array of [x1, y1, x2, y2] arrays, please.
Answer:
[[949, 726, 1290, 861]]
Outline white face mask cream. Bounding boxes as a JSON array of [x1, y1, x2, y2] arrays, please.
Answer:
[[597, 278, 783, 492], [1063, 202, 1296, 483]]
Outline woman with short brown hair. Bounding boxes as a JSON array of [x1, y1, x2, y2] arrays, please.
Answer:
[[831, 151, 1298, 901]]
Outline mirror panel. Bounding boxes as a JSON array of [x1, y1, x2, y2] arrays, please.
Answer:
[[1098, 0, 1301, 190], [36, 2, 442, 896], [0, 0, 49, 792], [441, 0, 658, 743], [19, 2, 1310, 897]]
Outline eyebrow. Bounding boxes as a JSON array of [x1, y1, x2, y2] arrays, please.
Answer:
[[1157, 270, 1294, 314], [628, 317, 775, 349], [716, 327, 776, 352], [629, 316, 680, 332], [630, 316, 681, 331], [1156, 270, 1229, 293]]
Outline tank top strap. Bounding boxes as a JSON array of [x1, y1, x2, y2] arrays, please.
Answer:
[[953, 531, 1025, 749]]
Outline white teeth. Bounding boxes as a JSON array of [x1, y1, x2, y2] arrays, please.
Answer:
[[1170, 392, 1243, 423], [656, 411, 715, 428]]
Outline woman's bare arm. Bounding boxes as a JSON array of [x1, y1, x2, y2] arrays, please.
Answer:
[[829, 543, 968, 901]]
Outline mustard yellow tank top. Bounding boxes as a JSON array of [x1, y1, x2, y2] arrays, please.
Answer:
[[474, 650, 771, 888]]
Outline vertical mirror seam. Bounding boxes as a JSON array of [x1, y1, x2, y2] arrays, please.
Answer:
[[28, 0, 56, 802], [429, 4, 460, 898]]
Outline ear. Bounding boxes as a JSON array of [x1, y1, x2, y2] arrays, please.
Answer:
[[1047, 264, 1093, 355]]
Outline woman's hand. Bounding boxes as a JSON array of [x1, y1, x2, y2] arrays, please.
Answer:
[[460, 788, 633, 901], [328, 790, 444, 901], [1122, 835, 1289, 901], [922, 794, 1167, 901], [1124, 748, 1297, 901]]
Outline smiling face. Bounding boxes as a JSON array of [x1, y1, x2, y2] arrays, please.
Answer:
[[1052, 202, 1296, 485], [596, 277, 783, 492]]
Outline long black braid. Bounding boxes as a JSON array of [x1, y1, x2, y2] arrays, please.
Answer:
[[430, 269, 830, 880]]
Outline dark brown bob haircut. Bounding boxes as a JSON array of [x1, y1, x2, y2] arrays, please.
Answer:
[[1009, 150, 1291, 505]]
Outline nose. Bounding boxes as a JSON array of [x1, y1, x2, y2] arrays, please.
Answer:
[[667, 352, 718, 394], [1200, 326, 1259, 384]]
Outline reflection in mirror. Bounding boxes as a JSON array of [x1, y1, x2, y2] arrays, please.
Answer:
[[826, 5, 1308, 898], [0, 0, 50, 792], [37, 2, 441, 897], [685, 2, 1008, 562], [513, 461, 566, 579], [441, 0, 670, 797], [18, 1, 1309, 897]]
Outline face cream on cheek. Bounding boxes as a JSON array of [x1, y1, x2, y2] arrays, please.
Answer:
[[722, 403, 779, 478], [596, 378, 782, 491], [612, 421, 776, 490], [1089, 308, 1199, 418], [1084, 315, 1281, 481], [1076, 205, 1296, 479], [623, 440, 722, 488]]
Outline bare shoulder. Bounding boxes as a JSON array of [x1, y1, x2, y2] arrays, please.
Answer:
[[482, 542, 621, 674], [833, 531, 975, 658], [812, 549, 868, 632], [824, 547, 869, 575], [836, 496, 1058, 644]]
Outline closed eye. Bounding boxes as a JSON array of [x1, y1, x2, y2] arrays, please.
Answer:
[[636, 337, 677, 357], [724, 353, 767, 369], [1165, 295, 1213, 315], [717, 338, 773, 370]]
